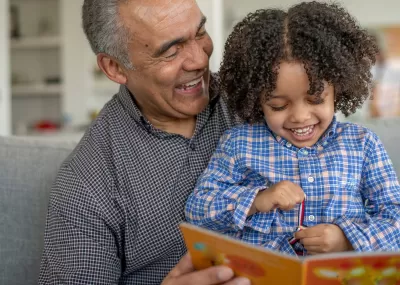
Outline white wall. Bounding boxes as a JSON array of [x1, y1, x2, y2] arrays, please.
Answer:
[[0, 0, 11, 136], [61, 0, 92, 127], [197, 0, 224, 72]]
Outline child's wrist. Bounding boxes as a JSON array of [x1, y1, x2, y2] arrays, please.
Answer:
[[248, 192, 263, 216], [248, 201, 258, 216], [345, 237, 354, 251]]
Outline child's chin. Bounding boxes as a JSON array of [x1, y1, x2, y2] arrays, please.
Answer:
[[287, 136, 319, 148]]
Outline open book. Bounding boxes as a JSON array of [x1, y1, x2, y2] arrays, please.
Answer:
[[180, 223, 400, 285]]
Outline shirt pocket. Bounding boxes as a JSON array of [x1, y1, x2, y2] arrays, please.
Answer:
[[325, 175, 365, 220]]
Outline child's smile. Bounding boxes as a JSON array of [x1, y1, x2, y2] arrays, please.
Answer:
[[288, 124, 317, 142]]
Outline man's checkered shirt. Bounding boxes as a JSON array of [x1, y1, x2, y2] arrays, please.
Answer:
[[186, 118, 400, 255], [39, 80, 234, 284]]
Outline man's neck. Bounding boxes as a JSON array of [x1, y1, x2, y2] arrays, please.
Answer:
[[146, 115, 197, 138]]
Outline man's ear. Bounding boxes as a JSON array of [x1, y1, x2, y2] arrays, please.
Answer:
[[97, 53, 128, 85]]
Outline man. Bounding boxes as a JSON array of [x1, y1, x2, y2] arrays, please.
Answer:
[[39, 0, 249, 284]]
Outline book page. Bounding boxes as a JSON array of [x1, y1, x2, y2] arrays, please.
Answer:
[[303, 252, 400, 285], [180, 223, 303, 285]]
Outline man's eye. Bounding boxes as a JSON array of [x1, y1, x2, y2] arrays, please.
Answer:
[[165, 47, 180, 58], [196, 28, 207, 38], [270, 105, 287, 111], [165, 52, 177, 58]]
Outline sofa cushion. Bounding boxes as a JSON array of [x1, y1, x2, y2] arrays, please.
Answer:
[[0, 136, 75, 285]]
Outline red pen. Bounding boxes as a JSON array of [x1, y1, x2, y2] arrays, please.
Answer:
[[288, 194, 306, 245]]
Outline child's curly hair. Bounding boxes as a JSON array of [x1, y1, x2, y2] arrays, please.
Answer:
[[219, 1, 378, 123]]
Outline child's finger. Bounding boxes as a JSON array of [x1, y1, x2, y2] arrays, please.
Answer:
[[294, 227, 320, 239], [294, 228, 310, 239], [297, 236, 320, 246], [303, 245, 322, 253]]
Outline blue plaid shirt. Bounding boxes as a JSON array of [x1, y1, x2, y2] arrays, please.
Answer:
[[185, 117, 400, 256]]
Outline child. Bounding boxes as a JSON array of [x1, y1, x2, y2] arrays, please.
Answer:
[[185, 2, 400, 256]]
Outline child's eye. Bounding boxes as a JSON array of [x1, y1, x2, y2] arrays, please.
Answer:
[[270, 105, 287, 111], [309, 98, 325, 105]]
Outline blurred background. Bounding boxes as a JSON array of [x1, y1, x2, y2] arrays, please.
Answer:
[[0, 0, 399, 140]]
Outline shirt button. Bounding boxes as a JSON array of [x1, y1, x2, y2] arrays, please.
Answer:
[[302, 150, 309, 155], [286, 142, 292, 148], [308, 215, 315, 222], [307, 176, 315, 183]]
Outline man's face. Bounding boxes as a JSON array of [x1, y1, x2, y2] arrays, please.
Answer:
[[120, 0, 213, 120]]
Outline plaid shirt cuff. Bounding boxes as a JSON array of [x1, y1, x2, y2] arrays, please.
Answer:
[[233, 186, 266, 230], [261, 235, 297, 256], [334, 216, 372, 251], [245, 210, 277, 233]]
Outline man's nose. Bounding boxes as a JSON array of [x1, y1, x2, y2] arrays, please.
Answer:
[[182, 41, 209, 71]]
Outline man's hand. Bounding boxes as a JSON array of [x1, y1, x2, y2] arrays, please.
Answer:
[[249, 181, 305, 215], [162, 253, 250, 285], [294, 224, 353, 255]]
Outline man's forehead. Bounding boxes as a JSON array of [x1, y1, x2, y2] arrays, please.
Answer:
[[121, 0, 202, 49], [129, 0, 198, 28]]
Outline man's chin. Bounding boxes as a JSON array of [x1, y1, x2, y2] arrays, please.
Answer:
[[175, 97, 209, 118]]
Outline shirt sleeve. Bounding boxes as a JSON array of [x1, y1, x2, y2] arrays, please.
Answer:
[[38, 165, 121, 285], [335, 132, 400, 251], [185, 130, 274, 234]]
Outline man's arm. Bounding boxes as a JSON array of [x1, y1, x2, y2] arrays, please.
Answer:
[[39, 161, 251, 285], [39, 165, 122, 284], [335, 132, 400, 251]]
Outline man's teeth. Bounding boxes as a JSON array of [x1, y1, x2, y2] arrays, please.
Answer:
[[291, 125, 314, 136], [181, 78, 202, 89]]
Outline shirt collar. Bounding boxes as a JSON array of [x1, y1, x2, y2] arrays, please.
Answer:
[[317, 116, 338, 147], [268, 116, 338, 149]]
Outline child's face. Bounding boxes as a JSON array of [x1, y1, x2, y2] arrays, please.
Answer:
[[262, 61, 335, 148]]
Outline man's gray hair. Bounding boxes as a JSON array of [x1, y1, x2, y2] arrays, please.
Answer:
[[82, 0, 134, 69]]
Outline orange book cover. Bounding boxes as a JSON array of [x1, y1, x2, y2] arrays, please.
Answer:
[[180, 223, 400, 285]]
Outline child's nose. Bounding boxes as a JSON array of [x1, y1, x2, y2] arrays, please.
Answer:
[[290, 105, 312, 123]]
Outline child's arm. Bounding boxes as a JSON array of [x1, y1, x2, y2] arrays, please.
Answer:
[[334, 131, 400, 251], [185, 130, 268, 233], [185, 129, 304, 235]]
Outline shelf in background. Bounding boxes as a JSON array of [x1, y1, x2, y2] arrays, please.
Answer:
[[12, 83, 62, 97], [10, 36, 61, 50]]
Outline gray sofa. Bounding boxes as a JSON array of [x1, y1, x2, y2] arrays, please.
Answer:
[[0, 137, 75, 285], [0, 118, 399, 285]]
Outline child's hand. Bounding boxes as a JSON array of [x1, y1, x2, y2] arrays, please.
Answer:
[[294, 224, 353, 255], [249, 181, 305, 215]]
